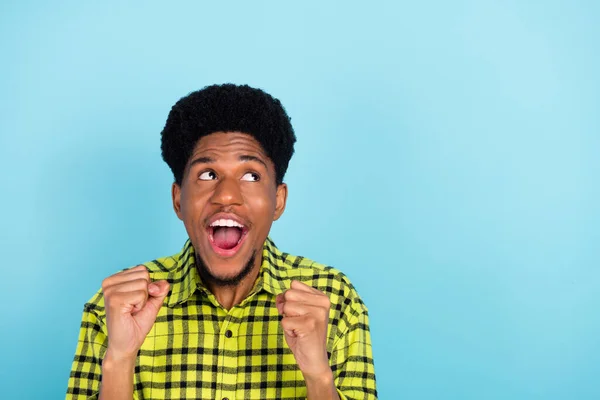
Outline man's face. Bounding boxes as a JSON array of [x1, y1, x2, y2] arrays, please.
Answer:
[[172, 132, 287, 285]]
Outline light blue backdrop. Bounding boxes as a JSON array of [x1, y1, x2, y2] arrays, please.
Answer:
[[0, 1, 598, 399]]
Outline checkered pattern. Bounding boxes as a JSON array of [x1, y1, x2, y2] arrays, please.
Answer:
[[66, 238, 377, 399]]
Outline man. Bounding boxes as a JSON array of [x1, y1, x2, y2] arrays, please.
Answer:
[[66, 84, 377, 399]]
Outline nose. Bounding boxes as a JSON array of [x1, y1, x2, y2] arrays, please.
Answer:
[[210, 176, 243, 206]]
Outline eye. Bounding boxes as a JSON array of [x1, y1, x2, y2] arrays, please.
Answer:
[[199, 170, 217, 180], [241, 172, 260, 182]]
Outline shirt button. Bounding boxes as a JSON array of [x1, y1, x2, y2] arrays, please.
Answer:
[[225, 330, 233, 338], [223, 398, 229, 400]]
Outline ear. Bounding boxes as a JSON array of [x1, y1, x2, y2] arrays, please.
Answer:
[[171, 182, 183, 221], [273, 183, 288, 221]]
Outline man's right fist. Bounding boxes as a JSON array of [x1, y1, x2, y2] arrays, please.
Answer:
[[102, 265, 170, 361]]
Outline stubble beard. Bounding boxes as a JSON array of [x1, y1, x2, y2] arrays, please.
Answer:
[[195, 250, 257, 287]]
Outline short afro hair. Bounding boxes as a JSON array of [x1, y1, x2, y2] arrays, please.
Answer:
[[160, 83, 296, 186]]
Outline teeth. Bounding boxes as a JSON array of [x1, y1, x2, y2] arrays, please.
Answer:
[[210, 218, 243, 228]]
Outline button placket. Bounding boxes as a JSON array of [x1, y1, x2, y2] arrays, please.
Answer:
[[220, 313, 238, 400]]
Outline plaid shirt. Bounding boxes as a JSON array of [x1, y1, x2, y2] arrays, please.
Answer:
[[66, 238, 377, 399]]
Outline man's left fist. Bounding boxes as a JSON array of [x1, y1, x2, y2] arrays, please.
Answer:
[[276, 280, 332, 378]]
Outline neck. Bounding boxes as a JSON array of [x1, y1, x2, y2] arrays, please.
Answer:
[[207, 261, 262, 310]]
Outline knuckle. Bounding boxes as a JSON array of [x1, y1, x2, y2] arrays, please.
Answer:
[[133, 290, 148, 299], [280, 317, 291, 329], [133, 278, 150, 288], [102, 283, 113, 296], [284, 290, 294, 301], [105, 292, 119, 308], [132, 289, 148, 299], [101, 277, 112, 290]]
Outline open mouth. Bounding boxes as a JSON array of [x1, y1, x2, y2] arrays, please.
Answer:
[[207, 217, 249, 256]]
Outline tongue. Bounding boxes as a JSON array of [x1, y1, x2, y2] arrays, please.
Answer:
[[213, 227, 242, 250]]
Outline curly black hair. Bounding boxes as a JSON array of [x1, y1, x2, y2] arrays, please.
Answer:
[[160, 84, 296, 186]]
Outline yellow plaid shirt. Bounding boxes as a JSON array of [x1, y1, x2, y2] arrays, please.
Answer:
[[66, 238, 377, 399]]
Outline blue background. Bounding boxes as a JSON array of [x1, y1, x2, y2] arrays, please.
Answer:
[[1, 1, 598, 399]]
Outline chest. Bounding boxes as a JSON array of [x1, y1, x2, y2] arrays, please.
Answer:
[[135, 297, 307, 399]]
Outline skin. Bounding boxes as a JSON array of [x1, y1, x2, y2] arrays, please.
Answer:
[[99, 132, 338, 400], [277, 280, 339, 399], [172, 132, 287, 308]]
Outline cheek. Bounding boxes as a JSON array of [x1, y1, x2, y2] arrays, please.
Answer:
[[180, 187, 208, 220], [246, 191, 277, 225]]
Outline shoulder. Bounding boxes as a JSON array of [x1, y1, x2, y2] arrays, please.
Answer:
[[82, 252, 183, 318], [270, 249, 370, 346], [274, 250, 368, 316]]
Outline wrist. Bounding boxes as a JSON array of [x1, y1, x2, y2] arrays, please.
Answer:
[[303, 368, 334, 386], [103, 348, 137, 371], [99, 348, 136, 400], [304, 368, 339, 400]]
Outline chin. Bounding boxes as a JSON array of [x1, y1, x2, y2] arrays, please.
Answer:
[[196, 245, 258, 287]]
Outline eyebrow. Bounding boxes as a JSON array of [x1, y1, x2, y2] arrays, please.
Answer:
[[187, 154, 268, 170], [188, 156, 215, 168], [238, 155, 268, 169]]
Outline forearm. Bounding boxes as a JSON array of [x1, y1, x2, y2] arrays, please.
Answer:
[[98, 351, 136, 400], [305, 370, 340, 400]]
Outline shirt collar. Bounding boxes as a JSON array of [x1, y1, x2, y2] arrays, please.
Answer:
[[163, 240, 201, 307], [165, 237, 289, 308], [258, 237, 289, 296]]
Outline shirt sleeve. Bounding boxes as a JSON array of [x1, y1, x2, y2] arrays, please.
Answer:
[[66, 303, 107, 400], [330, 301, 378, 400]]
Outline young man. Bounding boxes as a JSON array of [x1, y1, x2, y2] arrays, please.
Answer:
[[66, 84, 377, 399]]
